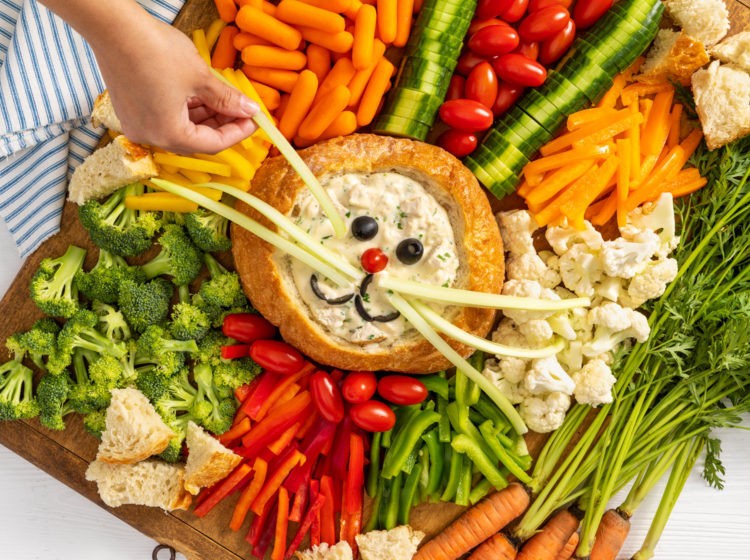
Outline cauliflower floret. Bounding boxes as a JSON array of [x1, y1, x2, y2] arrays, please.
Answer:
[[621, 193, 679, 259], [522, 356, 576, 395], [572, 358, 616, 407], [483, 360, 526, 404], [595, 276, 625, 302], [600, 238, 657, 279], [501, 280, 560, 324], [520, 392, 571, 433], [582, 307, 650, 357], [497, 210, 537, 255], [518, 319, 554, 345], [497, 356, 528, 384], [507, 252, 561, 288], [592, 352, 614, 365], [588, 302, 632, 331], [547, 312, 577, 340], [625, 258, 679, 307], [492, 318, 536, 349], [546, 220, 604, 255], [558, 340, 583, 373], [558, 244, 605, 297]]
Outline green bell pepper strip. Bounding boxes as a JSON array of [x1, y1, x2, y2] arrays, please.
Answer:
[[419, 375, 450, 400], [441, 444, 463, 502], [399, 461, 423, 525], [418, 446, 431, 503], [451, 433, 508, 490], [469, 409, 488, 426], [367, 431, 382, 498], [474, 393, 512, 433], [422, 429, 445, 498], [401, 444, 420, 475], [467, 351, 484, 405], [446, 401, 501, 472], [365, 476, 384, 532], [383, 473, 403, 530], [378, 476, 393, 529], [469, 478, 493, 505], [381, 410, 440, 479], [438, 443, 453, 497], [437, 396, 451, 442], [455, 454, 473, 506], [454, 369, 471, 427], [478, 420, 532, 483], [381, 426, 393, 448]]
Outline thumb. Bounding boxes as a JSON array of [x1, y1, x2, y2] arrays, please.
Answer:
[[199, 76, 259, 119]]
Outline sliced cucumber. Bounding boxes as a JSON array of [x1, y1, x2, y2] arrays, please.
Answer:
[[406, 30, 464, 53], [518, 88, 567, 134], [465, 153, 521, 198], [408, 51, 459, 71], [482, 129, 531, 169], [503, 106, 555, 148], [539, 70, 590, 118], [372, 114, 431, 140]]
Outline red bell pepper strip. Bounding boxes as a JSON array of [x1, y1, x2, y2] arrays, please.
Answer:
[[345, 433, 365, 514], [331, 416, 353, 480], [288, 481, 308, 523], [339, 476, 351, 546], [235, 376, 261, 402], [232, 408, 249, 427], [284, 419, 337, 493], [319, 475, 336, 545], [246, 493, 276, 547], [221, 344, 251, 359], [218, 417, 251, 447], [251, 450, 305, 515], [309, 479, 322, 547], [271, 487, 290, 560], [254, 362, 315, 422], [239, 392, 313, 456], [295, 409, 319, 440], [194, 463, 252, 518], [268, 422, 300, 455], [229, 457, 268, 531], [252, 501, 278, 559], [240, 371, 279, 419], [285, 492, 327, 559]]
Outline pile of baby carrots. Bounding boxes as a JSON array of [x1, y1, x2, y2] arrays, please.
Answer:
[[517, 58, 706, 230], [194, 0, 419, 147]]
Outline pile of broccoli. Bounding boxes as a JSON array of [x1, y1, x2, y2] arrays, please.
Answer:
[[1, 183, 262, 462]]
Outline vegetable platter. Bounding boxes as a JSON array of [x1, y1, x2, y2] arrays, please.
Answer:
[[1, 0, 750, 559]]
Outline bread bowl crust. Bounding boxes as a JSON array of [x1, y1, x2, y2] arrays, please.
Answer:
[[231, 134, 504, 373]]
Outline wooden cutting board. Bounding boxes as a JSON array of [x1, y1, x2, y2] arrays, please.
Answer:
[[0, 2, 748, 559]]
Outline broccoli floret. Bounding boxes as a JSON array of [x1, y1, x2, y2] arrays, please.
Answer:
[[92, 301, 132, 342], [200, 253, 248, 310], [214, 357, 261, 390], [79, 184, 161, 257], [135, 365, 172, 402], [191, 292, 223, 327], [75, 249, 145, 304], [161, 212, 186, 226], [0, 358, 39, 421], [135, 325, 197, 378], [118, 277, 173, 333], [30, 245, 87, 318], [195, 329, 232, 366], [158, 434, 185, 463], [83, 409, 107, 439], [169, 285, 210, 341], [66, 349, 112, 414], [58, 309, 128, 360], [88, 354, 128, 388], [185, 208, 232, 252], [193, 363, 235, 435], [141, 224, 203, 286], [37, 373, 73, 430], [6, 318, 60, 371]]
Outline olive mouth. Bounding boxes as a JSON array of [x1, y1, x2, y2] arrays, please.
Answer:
[[309, 273, 400, 323]]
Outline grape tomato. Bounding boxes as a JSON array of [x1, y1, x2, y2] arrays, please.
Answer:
[[476, 0, 515, 19], [350, 401, 396, 432], [447, 74, 466, 101], [539, 19, 576, 65], [456, 51, 494, 76], [468, 17, 509, 35], [467, 25, 519, 57], [377, 375, 428, 405], [249, 339, 305, 375], [466, 61, 499, 108], [500, 0, 530, 23], [573, 0, 613, 29], [439, 99, 494, 132], [342, 371, 377, 403], [438, 129, 478, 158], [223, 313, 277, 343], [492, 81, 525, 116], [310, 370, 345, 423], [518, 5, 570, 42], [513, 40, 539, 61], [493, 54, 547, 87]]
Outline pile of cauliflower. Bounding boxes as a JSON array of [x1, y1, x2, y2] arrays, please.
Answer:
[[484, 193, 679, 433]]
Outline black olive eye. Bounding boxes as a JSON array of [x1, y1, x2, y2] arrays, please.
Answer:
[[351, 216, 378, 241], [396, 238, 424, 265]]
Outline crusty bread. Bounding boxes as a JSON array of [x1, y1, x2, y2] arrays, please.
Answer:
[[96, 388, 175, 464], [294, 542, 353, 560], [356, 525, 425, 560], [231, 134, 504, 373], [691, 60, 750, 150], [637, 30, 709, 85], [663, 0, 729, 46], [184, 421, 242, 495], [67, 135, 157, 205], [91, 90, 123, 133], [85, 459, 192, 511], [710, 31, 750, 74]]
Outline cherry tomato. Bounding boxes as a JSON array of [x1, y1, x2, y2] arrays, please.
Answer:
[[476, 0, 515, 19], [439, 99, 494, 132], [493, 54, 547, 87], [468, 17, 508, 35], [361, 248, 388, 273], [539, 19, 576, 65], [222, 313, 277, 343], [513, 40, 539, 61], [573, 0, 613, 29], [342, 371, 377, 403], [466, 61, 499, 108], [528, 0, 571, 12], [249, 339, 304, 374], [310, 370, 345, 423], [447, 74, 466, 101], [377, 375, 428, 405], [438, 129, 478, 157], [456, 51, 493, 76], [492, 81, 525, 116], [350, 400, 396, 432], [518, 5, 570, 42], [467, 25, 519, 57], [500, 0, 530, 23]]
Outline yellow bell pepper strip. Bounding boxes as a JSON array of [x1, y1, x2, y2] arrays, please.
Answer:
[[179, 168, 212, 184], [205, 18, 227, 49], [154, 152, 232, 176], [125, 193, 198, 213], [192, 29, 211, 65]]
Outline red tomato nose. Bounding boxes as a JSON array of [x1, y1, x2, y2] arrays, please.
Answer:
[[361, 248, 388, 273]]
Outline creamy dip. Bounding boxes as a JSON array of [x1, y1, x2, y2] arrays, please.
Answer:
[[285, 171, 460, 344]]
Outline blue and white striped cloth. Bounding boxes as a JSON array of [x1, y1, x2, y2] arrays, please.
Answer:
[[0, 0, 185, 258]]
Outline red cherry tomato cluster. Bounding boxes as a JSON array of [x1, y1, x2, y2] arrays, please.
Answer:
[[438, 0, 611, 159]]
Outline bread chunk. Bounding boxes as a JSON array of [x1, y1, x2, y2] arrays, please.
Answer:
[[638, 30, 709, 85], [295, 542, 354, 560], [68, 135, 157, 205], [356, 525, 425, 560], [710, 31, 750, 74], [692, 60, 750, 150], [96, 388, 175, 464], [91, 90, 123, 133], [184, 421, 242, 495], [85, 459, 192, 511], [663, 0, 729, 46]]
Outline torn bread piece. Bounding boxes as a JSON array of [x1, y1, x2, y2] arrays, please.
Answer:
[[691, 60, 750, 150], [85, 459, 192, 511], [356, 525, 425, 560], [637, 29, 709, 85], [184, 421, 242, 495], [294, 541, 354, 560], [663, 0, 729, 46], [710, 31, 750, 74], [96, 388, 175, 464], [91, 90, 123, 133], [67, 135, 158, 205]]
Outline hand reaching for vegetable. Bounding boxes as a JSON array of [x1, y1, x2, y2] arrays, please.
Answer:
[[39, 0, 259, 155]]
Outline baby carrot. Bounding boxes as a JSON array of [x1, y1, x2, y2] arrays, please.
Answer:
[[343, 0, 364, 19], [356, 57, 393, 126], [319, 110, 358, 140], [236, 5, 302, 51], [590, 509, 630, 560], [300, 0, 353, 11], [316, 57, 356, 102], [347, 40, 386, 107], [277, 0, 346, 34], [233, 32, 273, 49], [215, 0, 238, 22], [555, 532, 579, 560], [212, 26, 239, 69], [248, 80, 282, 110], [353, 5, 377, 69], [242, 44, 307, 70], [377, 0, 398, 43], [516, 509, 579, 560], [275, 93, 292, 121], [467, 532, 518, 560], [298, 27, 354, 52], [205, 18, 228, 49], [307, 44, 332, 83], [242, 65, 299, 92], [393, 0, 414, 47], [299, 84, 351, 139], [280, 70, 319, 139]]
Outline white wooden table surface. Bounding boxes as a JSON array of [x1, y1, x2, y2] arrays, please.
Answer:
[[0, 221, 748, 560]]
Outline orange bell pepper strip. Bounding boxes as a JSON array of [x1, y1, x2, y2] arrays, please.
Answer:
[[560, 155, 620, 229], [230, 457, 268, 531], [195, 463, 252, 518], [540, 109, 642, 156], [621, 81, 672, 106], [626, 100, 641, 181], [533, 163, 600, 227], [597, 74, 628, 109], [590, 190, 618, 226], [670, 176, 707, 197], [319, 475, 337, 545], [641, 88, 675, 156], [639, 98, 653, 140], [310, 479, 322, 547], [626, 145, 686, 211], [677, 128, 704, 164], [251, 450, 305, 515], [615, 138, 632, 229], [269, 422, 301, 454], [254, 362, 315, 422], [219, 417, 252, 447], [240, 392, 314, 455], [524, 159, 596, 206], [523, 143, 611, 186], [270, 487, 291, 560], [667, 104, 683, 148], [567, 107, 618, 130]]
